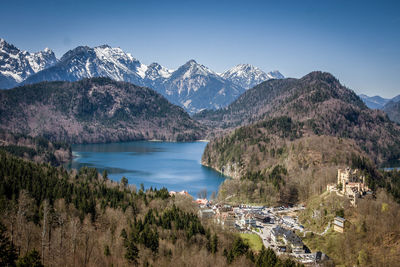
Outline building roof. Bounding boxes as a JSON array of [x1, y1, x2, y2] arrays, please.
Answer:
[[195, 198, 208, 205], [283, 230, 303, 246], [334, 216, 346, 223], [254, 214, 269, 220], [271, 226, 285, 236]]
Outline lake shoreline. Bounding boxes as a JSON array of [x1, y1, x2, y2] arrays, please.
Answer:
[[66, 141, 225, 198]]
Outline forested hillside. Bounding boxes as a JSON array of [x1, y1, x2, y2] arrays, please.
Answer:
[[0, 130, 71, 165], [203, 119, 368, 204], [202, 72, 400, 205], [199, 72, 400, 166], [298, 189, 400, 266], [0, 78, 205, 144], [0, 149, 301, 266], [199, 72, 400, 266]]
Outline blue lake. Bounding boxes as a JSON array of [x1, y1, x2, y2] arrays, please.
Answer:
[[65, 141, 226, 198]]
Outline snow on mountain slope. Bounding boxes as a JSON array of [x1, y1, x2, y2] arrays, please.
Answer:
[[162, 60, 245, 113], [0, 38, 57, 88], [221, 64, 284, 89], [144, 62, 172, 80], [24, 45, 146, 85], [169, 60, 221, 95], [3, 39, 285, 114]]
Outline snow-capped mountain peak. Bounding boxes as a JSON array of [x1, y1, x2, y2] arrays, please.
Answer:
[[94, 45, 137, 62], [266, 70, 284, 79], [159, 59, 245, 113], [0, 38, 57, 88], [92, 45, 141, 80], [179, 59, 217, 79], [221, 64, 284, 89], [26, 48, 57, 73], [0, 39, 22, 56], [144, 62, 172, 80]]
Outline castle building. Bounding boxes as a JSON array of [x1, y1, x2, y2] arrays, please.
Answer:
[[337, 168, 367, 193], [327, 167, 371, 206]]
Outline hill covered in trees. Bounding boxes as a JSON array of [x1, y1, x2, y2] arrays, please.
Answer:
[[199, 72, 400, 166], [0, 78, 205, 144], [203, 123, 369, 204], [201, 72, 400, 205]]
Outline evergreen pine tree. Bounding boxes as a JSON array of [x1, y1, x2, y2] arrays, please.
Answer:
[[0, 222, 18, 267]]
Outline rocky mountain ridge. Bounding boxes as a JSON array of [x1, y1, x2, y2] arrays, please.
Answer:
[[0, 38, 57, 88]]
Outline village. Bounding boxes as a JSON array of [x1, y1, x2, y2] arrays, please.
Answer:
[[195, 201, 325, 265], [182, 167, 373, 265]]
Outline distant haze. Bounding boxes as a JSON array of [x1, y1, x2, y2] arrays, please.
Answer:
[[1, 0, 399, 98]]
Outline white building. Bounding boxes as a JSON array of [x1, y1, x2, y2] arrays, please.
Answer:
[[239, 214, 257, 228]]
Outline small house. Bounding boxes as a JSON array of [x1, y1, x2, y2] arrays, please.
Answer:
[[333, 216, 346, 233]]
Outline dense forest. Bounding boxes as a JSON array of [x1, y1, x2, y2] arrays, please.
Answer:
[[0, 130, 71, 166], [0, 149, 301, 266], [203, 114, 400, 205]]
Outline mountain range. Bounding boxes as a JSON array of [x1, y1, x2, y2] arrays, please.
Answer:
[[359, 94, 391, 109], [359, 94, 400, 124], [383, 100, 400, 125], [0, 39, 283, 113]]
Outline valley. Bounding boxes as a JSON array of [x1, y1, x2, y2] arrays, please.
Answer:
[[1, 41, 400, 267], [2, 1, 400, 266]]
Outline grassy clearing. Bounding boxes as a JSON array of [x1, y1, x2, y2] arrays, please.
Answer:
[[239, 233, 264, 252], [302, 229, 343, 263], [298, 193, 348, 232]]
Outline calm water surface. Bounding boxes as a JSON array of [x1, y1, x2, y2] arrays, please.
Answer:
[[65, 141, 226, 197]]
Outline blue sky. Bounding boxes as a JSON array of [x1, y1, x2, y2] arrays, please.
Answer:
[[1, 0, 400, 97]]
